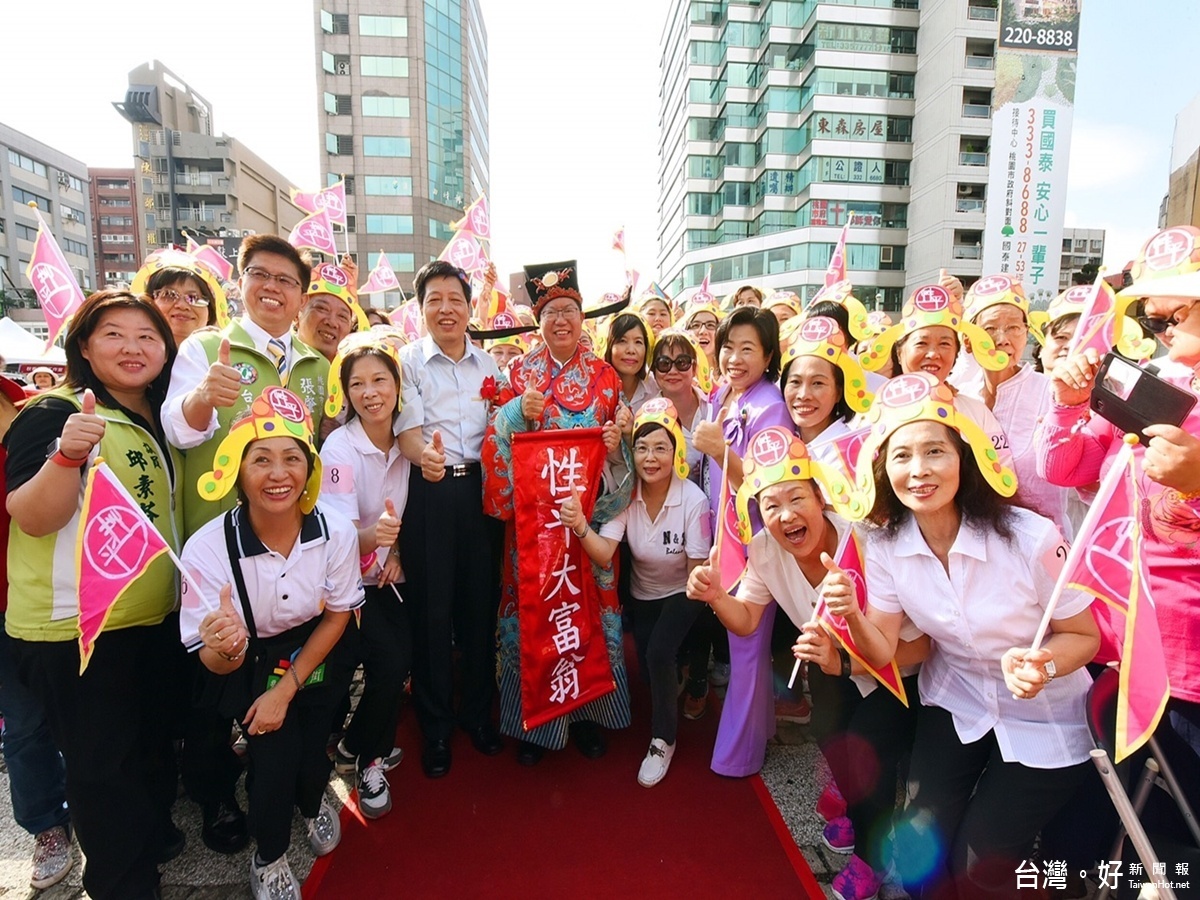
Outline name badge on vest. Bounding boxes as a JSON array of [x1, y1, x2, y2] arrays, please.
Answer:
[[233, 362, 258, 385]]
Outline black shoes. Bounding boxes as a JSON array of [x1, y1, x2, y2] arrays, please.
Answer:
[[516, 740, 544, 767], [570, 721, 607, 759], [467, 724, 504, 756], [201, 799, 249, 854], [157, 822, 186, 864], [421, 739, 452, 778]]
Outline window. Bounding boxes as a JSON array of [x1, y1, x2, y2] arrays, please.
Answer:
[[367, 251, 414, 272], [364, 214, 413, 234], [686, 192, 722, 216], [363, 136, 412, 157], [12, 186, 50, 211], [687, 155, 723, 178], [326, 173, 356, 195], [722, 182, 753, 206], [689, 41, 723, 65], [324, 92, 352, 115], [361, 96, 410, 117], [99, 196, 131, 207], [364, 176, 413, 196], [0, 218, 4, 234], [429, 219, 454, 241], [320, 10, 350, 33], [345, 215, 356, 233], [63, 237, 88, 256], [361, 56, 409, 78], [325, 133, 353, 155], [359, 15, 407, 37], [1090, 239, 1103, 253], [60, 204, 85, 223], [58, 173, 84, 192], [15, 223, 39, 241], [98, 179, 129, 190], [321, 52, 351, 75], [102, 233, 134, 243], [7, 150, 46, 178]]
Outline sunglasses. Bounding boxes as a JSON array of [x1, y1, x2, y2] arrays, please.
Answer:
[[652, 354, 694, 373], [1136, 299, 1199, 335]]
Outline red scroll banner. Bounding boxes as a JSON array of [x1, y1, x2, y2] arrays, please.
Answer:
[[511, 427, 614, 731]]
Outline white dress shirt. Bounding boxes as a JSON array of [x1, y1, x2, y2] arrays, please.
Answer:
[[599, 476, 711, 600], [179, 503, 365, 648], [396, 335, 502, 464], [163, 317, 295, 449], [318, 417, 411, 586], [866, 508, 1093, 768], [957, 365, 1073, 538]]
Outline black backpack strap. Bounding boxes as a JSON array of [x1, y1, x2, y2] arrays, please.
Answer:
[[222, 509, 260, 645]]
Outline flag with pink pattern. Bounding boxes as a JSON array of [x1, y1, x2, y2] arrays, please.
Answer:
[[451, 194, 491, 241], [185, 234, 234, 282], [1065, 276, 1122, 358], [289, 181, 347, 227], [288, 206, 338, 256], [825, 222, 851, 287], [76, 461, 171, 675], [24, 209, 86, 350], [359, 252, 400, 295], [438, 230, 487, 275]]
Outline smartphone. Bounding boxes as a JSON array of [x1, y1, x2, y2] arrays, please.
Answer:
[[1090, 352, 1197, 442]]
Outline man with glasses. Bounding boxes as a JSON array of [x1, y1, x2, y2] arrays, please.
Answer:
[[161, 235, 330, 854], [395, 260, 505, 778]]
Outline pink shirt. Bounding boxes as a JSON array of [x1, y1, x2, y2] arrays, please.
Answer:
[[1036, 359, 1200, 703]]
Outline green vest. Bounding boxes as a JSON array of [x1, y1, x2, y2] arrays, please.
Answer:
[[6, 387, 184, 642], [182, 320, 329, 538]]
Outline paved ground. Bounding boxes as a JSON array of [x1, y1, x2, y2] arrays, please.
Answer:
[[0, 717, 848, 899]]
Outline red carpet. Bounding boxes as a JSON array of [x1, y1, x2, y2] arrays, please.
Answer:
[[305, 672, 822, 899]]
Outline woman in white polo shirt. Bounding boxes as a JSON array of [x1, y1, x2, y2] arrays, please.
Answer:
[[180, 388, 363, 900], [561, 399, 711, 788], [825, 373, 1099, 900], [319, 334, 411, 820]]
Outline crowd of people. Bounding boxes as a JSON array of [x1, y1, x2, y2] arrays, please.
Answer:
[[1, 224, 1199, 900]]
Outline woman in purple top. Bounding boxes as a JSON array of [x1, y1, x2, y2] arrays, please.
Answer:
[[693, 306, 793, 776]]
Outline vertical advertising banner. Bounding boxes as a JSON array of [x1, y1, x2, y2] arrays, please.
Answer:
[[981, 1, 1082, 306]]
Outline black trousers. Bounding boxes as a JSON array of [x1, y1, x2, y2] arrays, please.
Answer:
[[630, 592, 703, 745], [179, 648, 243, 808], [401, 468, 502, 742], [12, 622, 178, 900], [896, 703, 1090, 900], [343, 584, 412, 762], [243, 631, 354, 863]]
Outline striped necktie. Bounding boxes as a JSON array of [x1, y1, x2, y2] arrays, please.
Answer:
[[267, 337, 288, 380]]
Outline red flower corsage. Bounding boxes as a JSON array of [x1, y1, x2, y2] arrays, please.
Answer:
[[480, 375, 498, 402]]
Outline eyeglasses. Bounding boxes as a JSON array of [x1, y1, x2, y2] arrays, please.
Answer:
[[243, 266, 302, 291], [152, 288, 209, 308], [633, 443, 674, 457], [688, 320, 718, 332], [980, 322, 1027, 340], [1137, 299, 1200, 335], [541, 306, 581, 322], [652, 355, 694, 373]]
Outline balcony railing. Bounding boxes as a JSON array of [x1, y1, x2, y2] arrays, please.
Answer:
[[956, 199, 985, 214], [965, 55, 995, 69], [963, 104, 991, 118], [959, 152, 989, 166], [952, 244, 982, 260]]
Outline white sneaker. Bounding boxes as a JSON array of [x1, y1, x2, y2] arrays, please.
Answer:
[[333, 738, 356, 776], [30, 825, 72, 890], [306, 794, 341, 856], [357, 759, 392, 819], [250, 854, 300, 900], [380, 745, 404, 771], [637, 738, 676, 788]]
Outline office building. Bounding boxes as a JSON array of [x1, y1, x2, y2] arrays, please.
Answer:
[[1059, 227, 1104, 290], [89, 168, 142, 287], [1164, 91, 1200, 231], [313, 0, 490, 284], [113, 61, 306, 268]]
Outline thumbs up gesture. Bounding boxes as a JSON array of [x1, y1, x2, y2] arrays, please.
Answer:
[[686, 552, 720, 605], [58, 389, 106, 462], [938, 268, 964, 304], [521, 387, 546, 422], [198, 337, 242, 409], [560, 482, 585, 533], [818, 552, 858, 620], [200, 583, 248, 659], [421, 429, 446, 482], [376, 498, 402, 548]]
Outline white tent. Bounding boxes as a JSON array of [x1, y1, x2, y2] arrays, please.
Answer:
[[0, 317, 67, 365]]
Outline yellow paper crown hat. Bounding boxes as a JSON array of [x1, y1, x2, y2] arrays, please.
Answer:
[[779, 315, 874, 414], [198, 387, 322, 514], [806, 280, 878, 341], [763, 290, 802, 318], [633, 398, 689, 480], [735, 426, 867, 542], [636, 292, 675, 325], [131, 248, 229, 327], [1029, 283, 1156, 358], [964, 274, 1044, 344], [853, 373, 1017, 514], [1119, 225, 1200, 300], [655, 327, 713, 395], [308, 262, 369, 331], [324, 333, 404, 419], [859, 283, 1009, 373]]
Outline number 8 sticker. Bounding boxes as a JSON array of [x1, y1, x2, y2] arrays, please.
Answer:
[[322, 465, 354, 494]]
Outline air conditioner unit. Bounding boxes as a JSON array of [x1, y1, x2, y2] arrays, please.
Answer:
[[958, 184, 975, 195], [57, 173, 71, 187], [336, 61, 350, 76]]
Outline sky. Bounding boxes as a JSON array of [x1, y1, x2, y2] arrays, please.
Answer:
[[2, 0, 1197, 295]]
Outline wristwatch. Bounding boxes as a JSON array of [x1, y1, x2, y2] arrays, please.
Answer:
[[46, 438, 87, 468], [1043, 660, 1057, 683]]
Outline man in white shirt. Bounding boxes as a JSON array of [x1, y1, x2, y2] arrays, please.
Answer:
[[396, 260, 505, 778]]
